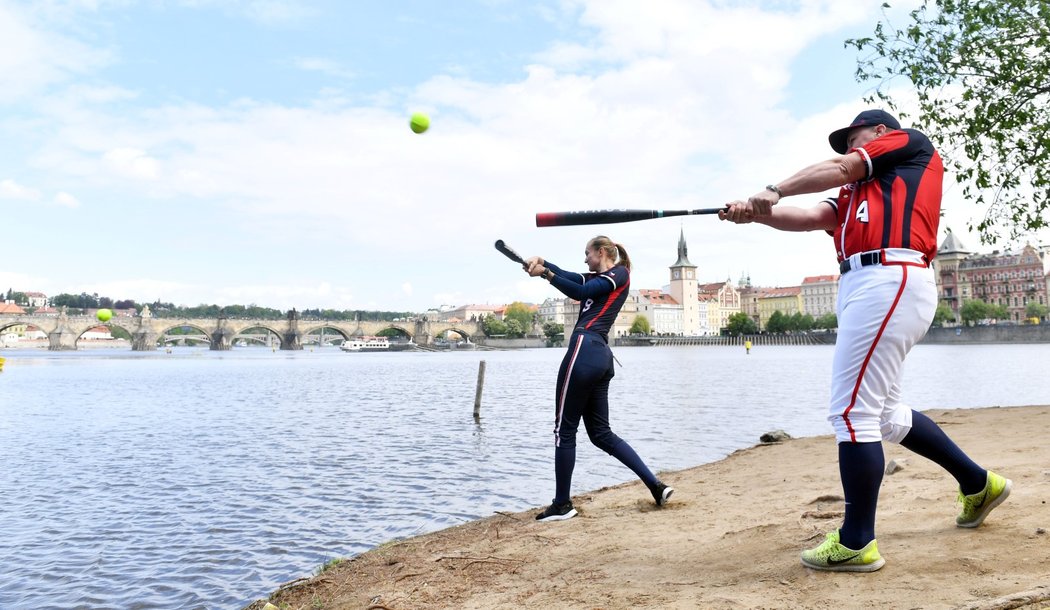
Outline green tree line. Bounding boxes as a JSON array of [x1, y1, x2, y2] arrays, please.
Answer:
[[850, 0, 1049, 242], [36, 292, 415, 321], [725, 311, 839, 336]]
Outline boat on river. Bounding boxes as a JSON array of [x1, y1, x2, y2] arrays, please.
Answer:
[[340, 336, 416, 352]]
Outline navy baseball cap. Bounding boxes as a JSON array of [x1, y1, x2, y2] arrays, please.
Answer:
[[828, 109, 901, 154]]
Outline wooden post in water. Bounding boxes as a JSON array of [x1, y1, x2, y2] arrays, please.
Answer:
[[473, 360, 486, 418]]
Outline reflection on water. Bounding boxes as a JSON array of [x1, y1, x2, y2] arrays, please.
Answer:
[[0, 343, 1046, 609]]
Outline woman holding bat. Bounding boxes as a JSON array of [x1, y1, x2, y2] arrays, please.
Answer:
[[523, 235, 673, 521]]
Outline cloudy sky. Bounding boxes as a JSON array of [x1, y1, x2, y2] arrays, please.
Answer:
[[1, 0, 1029, 313]]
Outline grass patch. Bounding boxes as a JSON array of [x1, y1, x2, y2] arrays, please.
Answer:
[[314, 557, 345, 576]]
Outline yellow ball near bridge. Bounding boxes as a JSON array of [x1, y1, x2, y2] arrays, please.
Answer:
[[96, 308, 113, 322]]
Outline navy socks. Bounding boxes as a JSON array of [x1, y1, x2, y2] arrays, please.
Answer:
[[607, 438, 659, 489], [553, 445, 575, 504], [901, 409, 986, 495], [838, 441, 884, 550], [553, 439, 658, 504], [836, 410, 988, 550]]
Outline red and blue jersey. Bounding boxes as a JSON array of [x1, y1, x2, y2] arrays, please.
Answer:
[[544, 262, 630, 341], [825, 128, 943, 262]]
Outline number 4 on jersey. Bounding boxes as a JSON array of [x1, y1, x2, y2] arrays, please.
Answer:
[[855, 200, 869, 223]]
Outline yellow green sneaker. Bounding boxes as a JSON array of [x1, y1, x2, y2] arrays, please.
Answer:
[[957, 471, 1012, 528], [800, 530, 885, 572]]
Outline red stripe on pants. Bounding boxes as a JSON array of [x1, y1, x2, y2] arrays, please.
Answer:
[[842, 266, 910, 442]]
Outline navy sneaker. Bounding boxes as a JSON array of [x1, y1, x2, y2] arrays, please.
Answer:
[[651, 481, 674, 506], [536, 501, 577, 521]]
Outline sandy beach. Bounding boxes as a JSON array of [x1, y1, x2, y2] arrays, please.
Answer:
[[247, 405, 1050, 610]]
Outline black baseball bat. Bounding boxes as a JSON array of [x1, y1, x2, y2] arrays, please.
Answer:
[[535, 207, 727, 227], [494, 239, 527, 266]]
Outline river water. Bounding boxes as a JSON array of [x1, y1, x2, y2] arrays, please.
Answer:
[[1, 343, 1047, 609]]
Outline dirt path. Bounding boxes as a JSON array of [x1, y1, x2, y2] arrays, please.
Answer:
[[247, 405, 1050, 609]]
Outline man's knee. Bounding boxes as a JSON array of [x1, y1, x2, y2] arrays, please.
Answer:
[[880, 407, 914, 444], [831, 415, 883, 444], [880, 420, 911, 444]]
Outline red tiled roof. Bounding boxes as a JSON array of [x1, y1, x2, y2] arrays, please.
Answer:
[[0, 303, 27, 314], [697, 282, 727, 292], [762, 286, 802, 297], [647, 293, 679, 305]]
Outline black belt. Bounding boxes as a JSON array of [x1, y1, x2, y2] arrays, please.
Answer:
[[839, 251, 881, 274]]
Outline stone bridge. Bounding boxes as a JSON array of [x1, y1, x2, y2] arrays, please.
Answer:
[[0, 311, 485, 351]]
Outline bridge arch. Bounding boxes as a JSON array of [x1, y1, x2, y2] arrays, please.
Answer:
[[0, 320, 40, 334], [0, 320, 48, 345], [104, 320, 136, 338], [0, 314, 487, 350], [300, 325, 351, 347], [231, 324, 285, 347], [436, 327, 474, 342], [155, 323, 214, 347], [371, 325, 413, 338]]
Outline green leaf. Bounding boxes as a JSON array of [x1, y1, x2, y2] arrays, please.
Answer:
[[848, 0, 1050, 242]]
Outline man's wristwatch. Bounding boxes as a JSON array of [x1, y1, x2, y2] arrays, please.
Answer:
[[543, 269, 554, 281], [765, 184, 783, 197]]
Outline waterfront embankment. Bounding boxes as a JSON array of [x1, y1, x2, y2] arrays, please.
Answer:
[[923, 324, 1050, 344], [247, 405, 1050, 610], [613, 324, 1050, 347]]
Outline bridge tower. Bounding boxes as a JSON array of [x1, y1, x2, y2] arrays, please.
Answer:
[[211, 316, 234, 350], [414, 318, 432, 346], [47, 307, 78, 350], [282, 309, 303, 350], [131, 304, 157, 351]]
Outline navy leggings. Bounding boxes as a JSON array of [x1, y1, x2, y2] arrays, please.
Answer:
[[550, 331, 656, 503], [555, 331, 622, 451]]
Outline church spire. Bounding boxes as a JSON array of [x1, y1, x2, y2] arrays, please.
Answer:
[[672, 227, 696, 268]]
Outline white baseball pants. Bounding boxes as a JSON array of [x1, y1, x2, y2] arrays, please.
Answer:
[[829, 249, 937, 444]]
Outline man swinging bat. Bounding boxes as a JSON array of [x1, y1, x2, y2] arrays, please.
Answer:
[[720, 109, 1011, 572]]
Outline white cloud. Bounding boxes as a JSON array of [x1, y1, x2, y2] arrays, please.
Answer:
[[0, 270, 47, 292], [75, 279, 359, 312], [293, 57, 355, 80], [174, 0, 315, 25], [64, 84, 138, 105], [238, 0, 316, 25], [207, 283, 357, 311], [541, 0, 866, 70], [0, 1, 110, 103], [103, 148, 161, 179], [8, 0, 1016, 312], [80, 279, 196, 304], [13, 2, 858, 305], [53, 192, 81, 207], [0, 179, 41, 200]]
